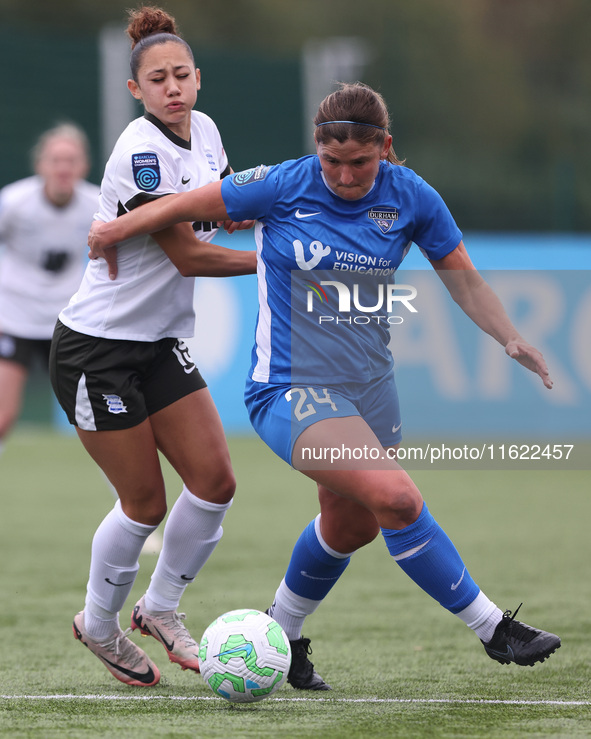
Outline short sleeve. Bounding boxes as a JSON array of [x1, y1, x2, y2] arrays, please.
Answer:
[[412, 178, 462, 261], [221, 164, 280, 221], [118, 146, 178, 211]]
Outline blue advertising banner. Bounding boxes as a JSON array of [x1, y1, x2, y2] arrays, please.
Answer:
[[390, 268, 590, 440], [55, 231, 591, 459], [195, 232, 590, 442]]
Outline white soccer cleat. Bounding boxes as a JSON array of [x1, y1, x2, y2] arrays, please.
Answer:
[[131, 596, 200, 672], [73, 611, 160, 686]]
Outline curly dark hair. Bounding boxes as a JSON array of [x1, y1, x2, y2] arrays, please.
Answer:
[[126, 5, 194, 81]]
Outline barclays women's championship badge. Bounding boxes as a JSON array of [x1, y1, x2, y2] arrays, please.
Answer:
[[232, 165, 270, 187], [132, 152, 161, 192]]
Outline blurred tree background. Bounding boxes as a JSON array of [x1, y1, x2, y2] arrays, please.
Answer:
[[1, 0, 589, 231]]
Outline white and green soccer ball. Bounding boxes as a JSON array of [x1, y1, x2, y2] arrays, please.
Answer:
[[198, 609, 292, 703]]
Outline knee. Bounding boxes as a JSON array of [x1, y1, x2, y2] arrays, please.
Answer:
[[145, 500, 168, 525], [119, 482, 168, 526], [340, 520, 380, 551], [377, 478, 423, 528], [319, 501, 380, 553], [190, 465, 236, 505], [213, 468, 236, 505], [121, 499, 167, 527]]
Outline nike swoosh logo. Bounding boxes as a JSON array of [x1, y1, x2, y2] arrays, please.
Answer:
[[392, 422, 402, 433], [73, 619, 157, 685], [301, 570, 339, 581], [105, 578, 134, 587], [181, 176, 191, 184], [155, 627, 175, 653], [101, 655, 157, 684], [180, 574, 194, 581], [215, 643, 253, 659], [450, 566, 466, 591], [295, 209, 321, 219], [486, 644, 515, 661]]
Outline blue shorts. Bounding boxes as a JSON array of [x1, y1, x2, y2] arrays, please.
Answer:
[[244, 368, 402, 466]]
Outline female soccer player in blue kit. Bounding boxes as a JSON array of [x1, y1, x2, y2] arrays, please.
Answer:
[[88, 82, 561, 690]]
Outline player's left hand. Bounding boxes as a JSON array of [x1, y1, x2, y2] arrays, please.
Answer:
[[220, 219, 255, 234], [505, 339, 553, 389]]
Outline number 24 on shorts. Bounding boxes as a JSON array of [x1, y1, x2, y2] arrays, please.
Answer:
[[285, 387, 338, 421]]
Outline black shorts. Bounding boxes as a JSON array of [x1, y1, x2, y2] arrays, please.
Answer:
[[49, 321, 207, 431], [0, 333, 52, 370]]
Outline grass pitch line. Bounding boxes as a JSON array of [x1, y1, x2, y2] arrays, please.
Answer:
[[2, 695, 590, 707]]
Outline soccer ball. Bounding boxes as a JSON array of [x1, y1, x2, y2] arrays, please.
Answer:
[[198, 609, 292, 703]]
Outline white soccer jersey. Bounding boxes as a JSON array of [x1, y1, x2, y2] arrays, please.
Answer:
[[59, 111, 229, 341], [0, 176, 99, 339]]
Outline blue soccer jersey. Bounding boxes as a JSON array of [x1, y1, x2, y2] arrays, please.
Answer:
[[221, 156, 462, 385]]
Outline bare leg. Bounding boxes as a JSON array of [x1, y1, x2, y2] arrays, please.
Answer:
[[0, 359, 28, 443]]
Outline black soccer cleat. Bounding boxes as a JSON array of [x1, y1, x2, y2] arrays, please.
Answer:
[[288, 637, 332, 691], [482, 604, 561, 666]]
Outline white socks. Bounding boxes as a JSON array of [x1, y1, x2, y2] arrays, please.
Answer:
[[85, 500, 157, 640], [456, 590, 503, 643], [268, 579, 321, 641], [144, 486, 232, 613], [84, 488, 232, 637]]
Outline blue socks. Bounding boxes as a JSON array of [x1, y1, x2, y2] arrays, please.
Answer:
[[278, 504, 479, 630], [381, 503, 479, 613], [284, 517, 351, 602]]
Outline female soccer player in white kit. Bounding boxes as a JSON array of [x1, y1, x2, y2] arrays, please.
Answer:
[[0, 124, 99, 453], [50, 6, 255, 686], [88, 82, 560, 690]]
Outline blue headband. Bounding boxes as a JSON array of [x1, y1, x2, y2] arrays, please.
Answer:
[[316, 120, 386, 131]]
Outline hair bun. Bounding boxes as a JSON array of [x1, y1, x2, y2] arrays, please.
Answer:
[[126, 6, 179, 48]]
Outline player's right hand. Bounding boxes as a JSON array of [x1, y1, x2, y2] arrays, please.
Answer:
[[88, 220, 119, 280]]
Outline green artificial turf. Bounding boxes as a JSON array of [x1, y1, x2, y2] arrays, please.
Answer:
[[1, 429, 589, 738]]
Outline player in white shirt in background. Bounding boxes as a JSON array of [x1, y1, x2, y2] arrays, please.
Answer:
[[50, 6, 255, 687], [0, 123, 99, 456]]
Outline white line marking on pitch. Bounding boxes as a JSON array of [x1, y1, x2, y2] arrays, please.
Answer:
[[1, 695, 589, 706]]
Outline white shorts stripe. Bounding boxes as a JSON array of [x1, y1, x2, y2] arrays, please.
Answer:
[[75, 372, 97, 431]]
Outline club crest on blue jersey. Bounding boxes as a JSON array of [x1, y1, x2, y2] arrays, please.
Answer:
[[132, 153, 161, 192], [368, 208, 399, 234], [233, 165, 270, 187]]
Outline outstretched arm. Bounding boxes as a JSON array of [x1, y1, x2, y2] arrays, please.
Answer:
[[155, 222, 256, 277], [431, 241, 553, 389], [89, 220, 255, 280], [88, 181, 248, 279], [89, 180, 227, 253]]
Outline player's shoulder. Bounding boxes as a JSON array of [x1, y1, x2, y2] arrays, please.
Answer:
[[113, 116, 168, 155], [189, 110, 225, 151], [0, 175, 43, 203], [107, 117, 177, 179], [190, 109, 219, 131], [381, 162, 424, 185], [281, 154, 317, 172], [225, 156, 315, 196], [378, 162, 436, 201], [269, 155, 317, 184], [75, 180, 101, 204]]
